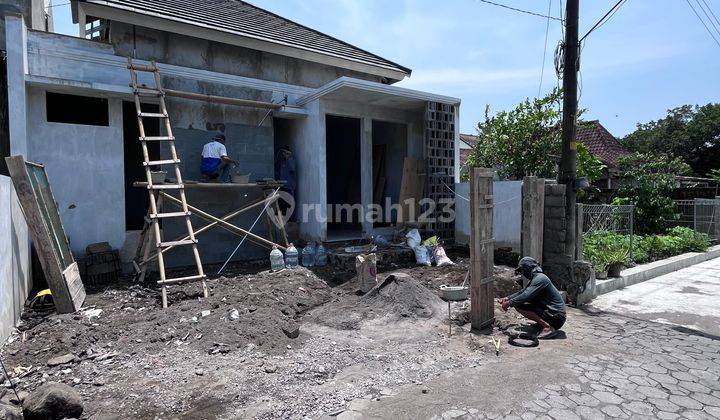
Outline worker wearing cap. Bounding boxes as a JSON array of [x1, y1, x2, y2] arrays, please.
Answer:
[[200, 133, 237, 183], [499, 257, 566, 339]]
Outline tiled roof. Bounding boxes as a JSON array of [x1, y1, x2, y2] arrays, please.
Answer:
[[575, 120, 630, 166], [80, 0, 411, 77], [460, 134, 479, 148]]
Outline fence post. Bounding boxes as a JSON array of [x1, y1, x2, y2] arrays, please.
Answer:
[[629, 206, 634, 263], [693, 198, 699, 232], [575, 203, 584, 260], [521, 176, 545, 264], [469, 167, 494, 333], [715, 197, 720, 241]]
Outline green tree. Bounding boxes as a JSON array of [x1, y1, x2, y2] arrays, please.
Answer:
[[615, 152, 691, 234], [622, 103, 720, 177], [464, 89, 562, 180]]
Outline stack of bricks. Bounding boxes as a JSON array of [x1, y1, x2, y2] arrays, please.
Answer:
[[424, 101, 456, 242], [542, 184, 572, 289], [82, 242, 121, 285]]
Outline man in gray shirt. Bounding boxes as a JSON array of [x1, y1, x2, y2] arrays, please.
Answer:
[[499, 257, 566, 339]]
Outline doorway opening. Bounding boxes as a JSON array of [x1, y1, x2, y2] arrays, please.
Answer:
[[123, 101, 160, 230], [372, 120, 408, 227], [326, 115, 362, 239]]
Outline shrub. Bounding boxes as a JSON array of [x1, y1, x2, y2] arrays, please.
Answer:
[[582, 227, 710, 269]]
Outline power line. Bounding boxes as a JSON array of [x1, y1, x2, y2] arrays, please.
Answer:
[[476, 0, 563, 22], [538, 0, 553, 97], [580, 0, 627, 42], [686, 0, 720, 49], [695, 0, 720, 38], [700, 0, 720, 29]]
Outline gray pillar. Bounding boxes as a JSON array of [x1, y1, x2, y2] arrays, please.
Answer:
[[360, 117, 373, 237]]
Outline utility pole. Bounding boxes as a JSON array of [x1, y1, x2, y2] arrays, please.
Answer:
[[559, 0, 579, 275]]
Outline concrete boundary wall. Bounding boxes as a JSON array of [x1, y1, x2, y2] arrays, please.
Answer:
[[595, 245, 720, 296], [0, 175, 32, 343], [455, 181, 521, 249]]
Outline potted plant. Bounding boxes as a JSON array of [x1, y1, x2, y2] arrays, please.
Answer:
[[595, 263, 608, 280], [603, 249, 628, 278]]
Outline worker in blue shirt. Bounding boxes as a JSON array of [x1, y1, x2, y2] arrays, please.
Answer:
[[200, 133, 237, 183], [499, 257, 567, 339]]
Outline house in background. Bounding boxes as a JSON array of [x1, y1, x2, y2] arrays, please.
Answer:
[[2, 0, 460, 269], [459, 133, 478, 168], [576, 120, 630, 189]]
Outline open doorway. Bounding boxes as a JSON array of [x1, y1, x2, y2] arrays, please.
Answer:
[[123, 101, 160, 230], [372, 120, 408, 227], [326, 115, 362, 238]]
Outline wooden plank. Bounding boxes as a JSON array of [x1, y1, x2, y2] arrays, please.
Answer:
[[5, 155, 83, 313], [521, 176, 545, 266], [63, 263, 86, 308], [470, 167, 495, 333], [397, 157, 425, 226]]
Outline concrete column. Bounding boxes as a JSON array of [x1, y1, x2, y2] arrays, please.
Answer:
[[5, 13, 28, 156], [360, 117, 373, 237], [4, 13, 31, 308]]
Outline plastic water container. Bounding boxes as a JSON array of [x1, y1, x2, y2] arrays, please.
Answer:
[[302, 242, 316, 267], [270, 245, 284, 272], [285, 243, 299, 268], [315, 243, 327, 266]]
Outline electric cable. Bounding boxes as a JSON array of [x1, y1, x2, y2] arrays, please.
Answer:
[[476, 0, 562, 21], [686, 0, 720, 48], [695, 0, 720, 39], [580, 0, 627, 42], [538, 0, 553, 98]]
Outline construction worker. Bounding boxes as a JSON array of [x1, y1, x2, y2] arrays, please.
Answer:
[[499, 257, 566, 339], [200, 133, 237, 183]]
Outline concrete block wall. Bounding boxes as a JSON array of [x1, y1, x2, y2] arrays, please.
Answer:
[[542, 184, 572, 290]]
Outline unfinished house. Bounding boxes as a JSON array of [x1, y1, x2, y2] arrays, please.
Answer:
[[4, 0, 460, 268]]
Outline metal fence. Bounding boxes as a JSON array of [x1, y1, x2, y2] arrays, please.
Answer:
[[666, 198, 720, 241], [576, 204, 635, 262]]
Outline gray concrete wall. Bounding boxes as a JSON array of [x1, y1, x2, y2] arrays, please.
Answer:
[[0, 175, 32, 343], [0, 0, 51, 48], [455, 181, 521, 250], [109, 22, 384, 89], [26, 88, 126, 255]]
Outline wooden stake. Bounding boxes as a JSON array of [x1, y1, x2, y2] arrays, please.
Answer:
[[521, 176, 545, 264], [469, 168, 495, 333]]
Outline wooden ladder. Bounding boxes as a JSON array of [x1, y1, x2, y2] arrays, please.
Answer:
[[127, 58, 208, 308]]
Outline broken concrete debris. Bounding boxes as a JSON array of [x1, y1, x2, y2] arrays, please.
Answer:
[[46, 354, 75, 367], [22, 383, 83, 420]]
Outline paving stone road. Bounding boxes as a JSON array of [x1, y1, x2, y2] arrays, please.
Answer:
[[340, 264, 720, 420], [591, 257, 720, 336]]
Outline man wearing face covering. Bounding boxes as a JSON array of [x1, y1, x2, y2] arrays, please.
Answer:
[[499, 257, 566, 339]]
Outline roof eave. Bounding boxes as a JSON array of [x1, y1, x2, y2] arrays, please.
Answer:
[[78, 1, 410, 82]]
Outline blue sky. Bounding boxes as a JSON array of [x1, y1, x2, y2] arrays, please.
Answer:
[[51, 0, 720, 137]]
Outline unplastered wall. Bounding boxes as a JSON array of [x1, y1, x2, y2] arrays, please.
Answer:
[[110, 22, 384, 89], [0, 175, 31, 343], [26, 88, 125, 256]]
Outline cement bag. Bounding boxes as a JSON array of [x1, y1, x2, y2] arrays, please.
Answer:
[[355, 253, 378, 294], [433, 245, 455, 267], [413, 245, 432, 266], [405, 229, 421, 248]]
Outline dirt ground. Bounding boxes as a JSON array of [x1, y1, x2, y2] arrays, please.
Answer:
[[0, 250, 530, 419]]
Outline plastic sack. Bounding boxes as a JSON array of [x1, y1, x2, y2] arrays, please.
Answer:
[[433, 245, 455, 267], [406, 229, 422, 248], [413, 245, 432, 266]]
